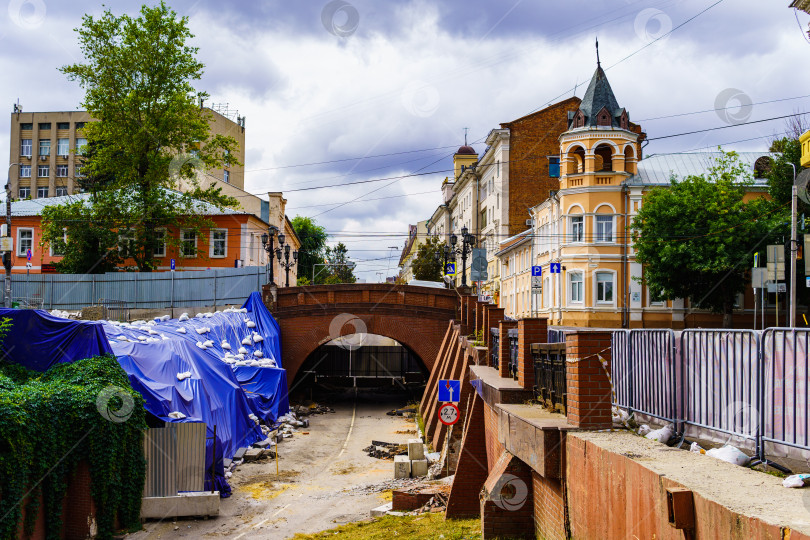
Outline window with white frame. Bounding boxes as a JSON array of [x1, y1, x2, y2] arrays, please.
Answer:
[[17, 228, 33, 257], [181, 230, 197, 257], [595, 272, 614, 303], [55, 186, 68, 197], [19, 165, 31, 178], [57, 138, 69, 156], [568, 271, 584, 303], [75, 165, 84, 177], [570, 215, 584, 242], [75, 138, 88, 155], [118, 230, 136, 258], [50, 229, 67, 257], [153, 230, 166, 257], [37, 165, 49, 178], [223, 170, 230, 184], [20, 139, 32, 157], [56, 165, 68, 177], [36, 186, 49, 199], [210, 229, 227, 257], [18, 187, 30, 199], [39, 139, 50, 157], [595, 215, 613, 242]]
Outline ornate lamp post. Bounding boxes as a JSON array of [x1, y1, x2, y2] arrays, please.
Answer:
[[275, 233, 298, 287], [434, 243, 452, 288], [260, 224, 279, 285], [449, 226, 476, 288]]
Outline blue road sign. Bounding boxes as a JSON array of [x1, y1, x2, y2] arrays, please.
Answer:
[[445, 262, 456, 276], [532, 265, 542, 277], [438, 379, 461, 403], [170, 258, 176, 270], [26, 249, 32, 261], [550, 262, 561, 274]]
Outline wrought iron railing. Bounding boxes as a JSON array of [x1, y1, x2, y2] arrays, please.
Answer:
[[531, 343, 567, 413], [490, 327, 500, 370], [507, 328, 519, 380]]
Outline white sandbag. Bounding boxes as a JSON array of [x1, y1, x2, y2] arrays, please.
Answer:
[[148, 329, 159, 335], [252, 333, 264, 343], [645, 424, 675, 444], [176, 371, 192, 381], [690, 442, 705, 454], [195, 313, 204, 318], [195, 327, 207, 334], [179, 313, 189, 321], [246, 321, 256, 329], [195, 341, 207, 350], [204, 312, 213, 318], [168, 411, 187, 419], [240, 308, 248, 313], [221, 341, 231, 350], [137, 335, 147, 341], [637, 424, 652, 437], [706, 445, 750, 466], [177, 327, 187, 334], [783, 474, 810, 488], [253, 350, 264, 358], [241, 337, 253, 346], [238, 347, 248, 355], [235, 354, 245, 361], [203, 340, 214, 348]]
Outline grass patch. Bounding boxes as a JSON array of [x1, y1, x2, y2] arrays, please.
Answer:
[[291, 513, 481, 539]]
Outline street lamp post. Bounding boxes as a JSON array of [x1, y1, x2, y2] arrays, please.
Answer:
[[449, 226, 476, 288], [434, 244, 452, 288], [275, 233, 298, 287], [260, 224, 279, 285], [4, 163, 19, 308]]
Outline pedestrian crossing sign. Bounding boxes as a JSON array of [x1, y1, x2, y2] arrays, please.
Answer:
[[445, 262, 456, 276]]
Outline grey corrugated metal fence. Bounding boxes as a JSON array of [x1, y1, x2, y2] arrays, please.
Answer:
[[11, 266, 267, 311], [143, 422, 207, 497]]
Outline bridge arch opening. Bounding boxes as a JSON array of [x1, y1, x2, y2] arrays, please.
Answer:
[[289, 333, 429, 402]]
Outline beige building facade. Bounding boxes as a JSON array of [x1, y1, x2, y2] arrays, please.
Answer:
[[8, 106, 245, 201]]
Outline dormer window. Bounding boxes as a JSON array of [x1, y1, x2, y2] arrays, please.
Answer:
[[596, 106, 612, 127]]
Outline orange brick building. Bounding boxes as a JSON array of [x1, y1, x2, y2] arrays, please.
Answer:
[[9, 193, 300, 278]]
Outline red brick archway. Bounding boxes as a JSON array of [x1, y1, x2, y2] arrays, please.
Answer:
[[263, 284, 459, 386]]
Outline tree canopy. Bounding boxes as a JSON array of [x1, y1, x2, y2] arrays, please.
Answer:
[[44, 2, 239, 272], [411, 235, 445, 282], [323, 243, 357, 284], [631, 150, 778, 328], [291, 216, 328, 284]]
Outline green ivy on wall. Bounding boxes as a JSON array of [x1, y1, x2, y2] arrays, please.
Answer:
[[0, 354, 146, 539]]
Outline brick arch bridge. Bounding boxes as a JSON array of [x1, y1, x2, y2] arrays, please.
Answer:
[[262, 283, 459, 385]]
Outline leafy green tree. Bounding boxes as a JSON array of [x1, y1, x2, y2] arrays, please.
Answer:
[[53, 2, 239, 271], [291, 216, 328, 284], [411, 235, 445, 281], [40, 200, 123, 274], [323, 243, 356, 284], [766, 136, 803, 211], [631, 150, 777, 328]]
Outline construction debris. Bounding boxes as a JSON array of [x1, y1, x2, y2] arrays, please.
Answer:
[[363, 440, 408, 460], [386, 405, 417, 417], [291, 401, 336, 416]]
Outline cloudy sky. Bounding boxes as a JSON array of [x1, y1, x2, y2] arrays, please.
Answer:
[[2, 0, 809, 282]]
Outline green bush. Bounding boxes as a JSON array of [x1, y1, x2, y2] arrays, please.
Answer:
[[0, 355, 146, 539]]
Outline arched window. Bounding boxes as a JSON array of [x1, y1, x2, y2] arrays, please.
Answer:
[[624, 145, 636, 174], [593, 143, 614, 172]]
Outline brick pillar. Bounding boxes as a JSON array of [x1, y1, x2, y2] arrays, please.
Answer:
[[475, 300, 487, 338], [498, 320, 517, 379], [446, 394, 488, 519], [565, 331, 613, 429], [517, 318, 547, 392], [480, 452, 535, 539], [466, 295, 477, 336]]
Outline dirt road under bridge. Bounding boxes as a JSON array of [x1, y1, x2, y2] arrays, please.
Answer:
[[129, 394, 420, 539]]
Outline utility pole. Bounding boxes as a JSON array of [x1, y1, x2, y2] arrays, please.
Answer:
[[790, 163, 798, 327], [4, 164, 19, 308]]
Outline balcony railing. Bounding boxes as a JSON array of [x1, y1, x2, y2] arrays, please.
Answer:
[[531, 342, 567, 413], [490, 327, 500, 370]]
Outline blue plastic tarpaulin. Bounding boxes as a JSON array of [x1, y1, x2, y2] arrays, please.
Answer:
[[0, 292, 289, 496]]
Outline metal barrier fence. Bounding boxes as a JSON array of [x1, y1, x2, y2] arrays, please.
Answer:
[[612, 327, 810, 466], [611, 329, 678, 425], [490, 327, 500, 370], [10, 266, 267, 311], [680, 330, 760, 449], [761, 329, 810, 456], [507, 328, 519, 380], [531, 342, 567, 413]]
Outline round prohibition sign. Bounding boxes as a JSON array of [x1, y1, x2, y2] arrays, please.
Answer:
[[438, 402, 460, 426]]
